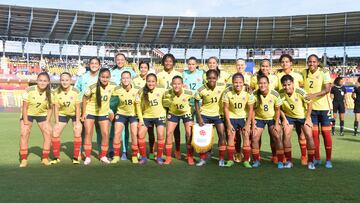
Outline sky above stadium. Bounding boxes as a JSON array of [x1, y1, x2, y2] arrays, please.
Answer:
[[2, 0, 360, 17]]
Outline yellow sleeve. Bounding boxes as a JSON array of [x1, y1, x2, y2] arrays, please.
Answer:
[[22, 91, 29, 102], [135, 92, 143, 122], [248, 94, 255, 105], [275, 95, 282, 107], [323, 70, 331, 84], [222, 91, 229, 103], [195, 89, 202, 101], [84, 86, 92, 98]]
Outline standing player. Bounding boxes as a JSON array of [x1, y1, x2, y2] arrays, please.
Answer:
[[110, 53, 136, 160], [204, 56, 231, 84], [302, 54, 333, 169], [195, 69, 227, 167], [133, 61, 157, 159], [352, 77, 360, 136], [82, 68, 117, 165], [235, 58, 252, 85], [136, 73, 167, 165], [157, 54, 183, 160], [51, 72, 82, 164], [330, 76, 347, 136], [279, 75, 316, 170], [19, 72, 53, 167], [223, 73, 254, 168], [251, 75, 283, 169], [276, 54, 308, 165], [163, 76, 195, 165], [75, 57, 102, 155], [183, 57, 204, 121], [111, 71, 140, 164]]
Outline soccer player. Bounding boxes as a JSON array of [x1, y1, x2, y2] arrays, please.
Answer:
[[251, 75, 283, 168], [82, 68, 117, 165], [276, 54, 308, 165], [19, 72, 53, 167], [235, 58, 252, 85], [110, 53, 136, 160], [204, 56, 231, 84], [250, 59, 278, 91], [51, 72, 82, 164], [164, 76, 195, 165], [75, 57, 102, 155], [183, 57, 204, 121], [330, 76, 347, 136], [157, 54, 183, 160], [279, 75, 316, 170], [352, 77, 360, 136], [133, 61, 157, 158], [110, 71, 140, 164], [133, 61, 149, 87], [303, 54, 333, 168], [223, 73, 254, 168], [136, 73, 167, 165], [195, 69, 227, 167]]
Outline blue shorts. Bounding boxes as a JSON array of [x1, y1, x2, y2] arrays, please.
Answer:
[[201, 115, 223, 125], [286, 116, 305, 126], [167, 113, 193, 123], [115, 114, 138, 124], [86, 114, 109, 121], [311, 110, 331, 126], [143, 117, 166, 128], [59, 115, 76, 123], [255, 119, 275, 128], [20, 115, 46, 123], [230, 118, 245, 129]]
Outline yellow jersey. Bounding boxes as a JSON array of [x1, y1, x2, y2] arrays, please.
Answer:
[[112, 85, 140, 116], [250, 74, 278, 91], [302, 68, 332, 111], [136, 86, 166, 120], [53, 86, 81, 116], [195, 82, 226, 117], [253, 89, 282, 120], [222, 86, 255, 119], [164, 89, 194, 116], [83, 82, 117, 116], [279, 88, 310, 119], [276, 70, 303, 91], [133, 75, 146, 88], [203, 70, 231, 84], [22, 85, 51, 116], [157, 69, 182, 89]]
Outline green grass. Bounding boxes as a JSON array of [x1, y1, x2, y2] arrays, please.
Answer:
[[1, 112, 360, 202]]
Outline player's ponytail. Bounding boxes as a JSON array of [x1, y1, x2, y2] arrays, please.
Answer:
[[96, 68, 111, 108], [143, 73, 157, 104], [37, 72, 52, 108]]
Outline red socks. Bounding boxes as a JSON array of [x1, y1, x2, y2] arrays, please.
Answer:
[[299, 138, 307, 158], [113, 142, 121, 157], [242, 145, 251, 162], [157, 139, 164, 159], [99, 144, 108, 159], [321, 126, 332, 161], [308, 149, 315, 163], [42, 149, 50, 159], [186, 144, 194, 158], [284, 147, 292, 162], [165, 144, 173, 158], [20, 148, 28, 160], [276, 149, 284, 163], [227, 145, 235, 161], [219, 145, 226, 160], [312, 126, 320, 160], [84, 143, 92, 158], [138, 138, 147, 158], [51, 137, 61, 159], [73, 137, 82, 159], [252, 148, 260, 161], [131, 144, 139, 157]]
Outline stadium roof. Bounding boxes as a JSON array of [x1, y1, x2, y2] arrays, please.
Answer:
[[0, 4, 359, 49]]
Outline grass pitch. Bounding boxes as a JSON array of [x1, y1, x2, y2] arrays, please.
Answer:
[[0, 112, 359, 202]]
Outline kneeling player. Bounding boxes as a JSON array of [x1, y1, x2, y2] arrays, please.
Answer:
[[223, 73, 254, 168], [279, 75, 316, 170]]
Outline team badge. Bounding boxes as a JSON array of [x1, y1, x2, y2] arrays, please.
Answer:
[[242, 97, 246, 101], [295, 98, 298, 102], [182, 98, 187, 102], [316, 76, 319, 79], [197, 78, 201, 82], [156, 93, 160, 97], [217, 90, 221, 94], [269, 99, 273, 103]]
